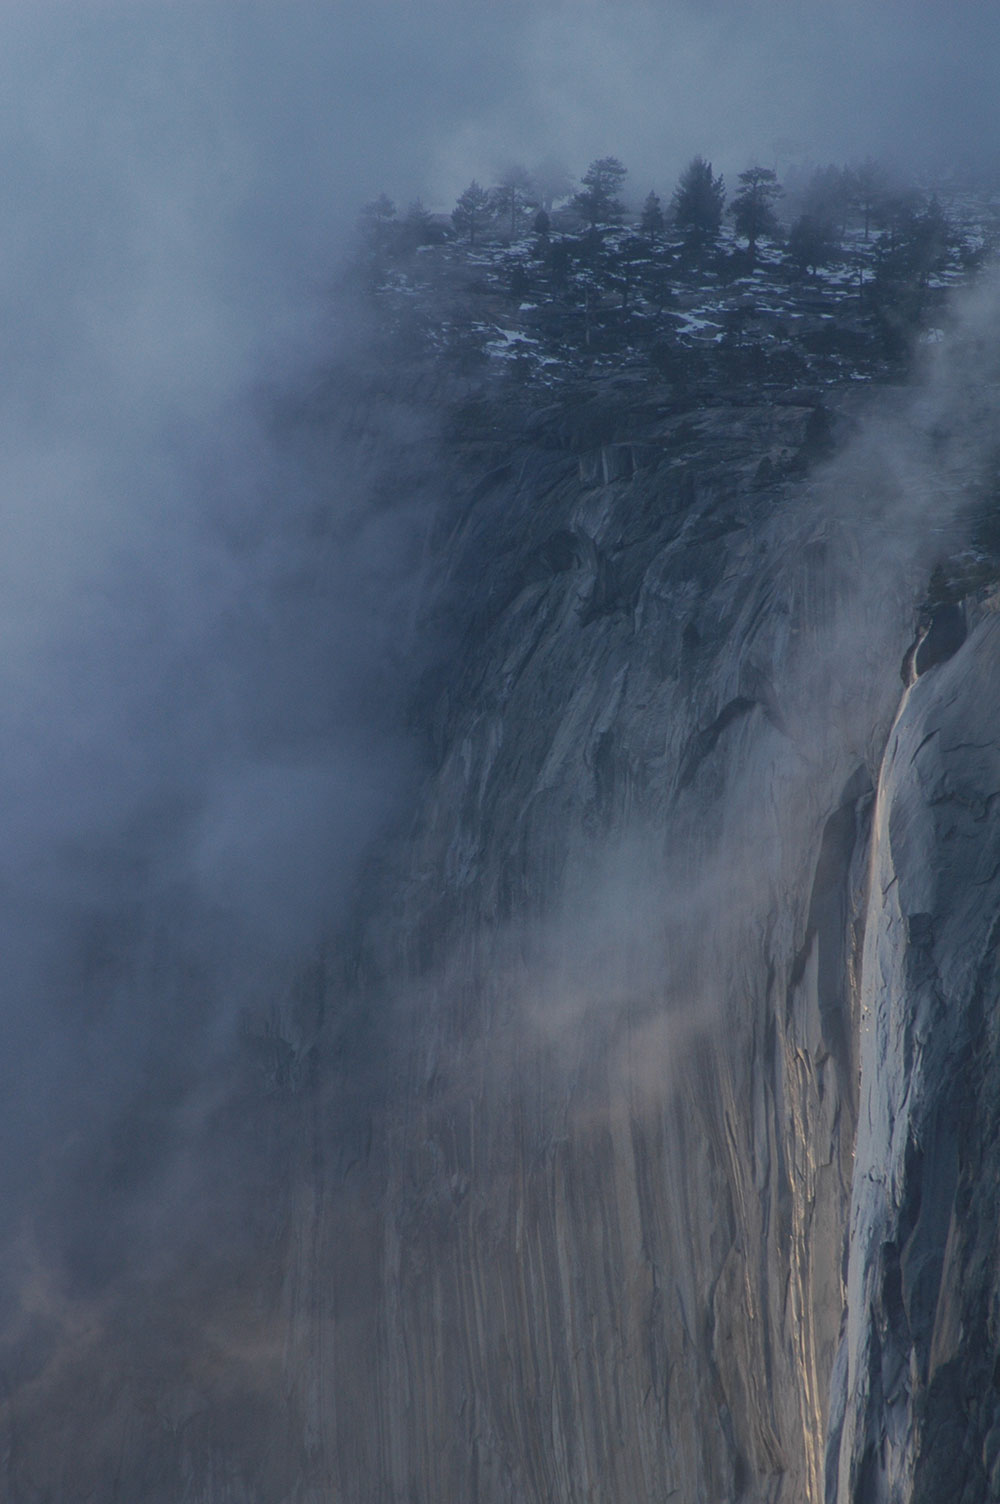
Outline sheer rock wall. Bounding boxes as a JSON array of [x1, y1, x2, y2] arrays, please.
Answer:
[[290, 383, 915, 1504], [829, 610, 1000, 1504], [5, 342, 1000, 1504]]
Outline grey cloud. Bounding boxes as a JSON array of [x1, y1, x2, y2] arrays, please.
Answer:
[[506, 2, 1000, 196]]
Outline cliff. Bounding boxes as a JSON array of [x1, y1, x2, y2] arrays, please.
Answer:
[[3, 255, 1000, 1503], [829, 611, 1000, 1503]]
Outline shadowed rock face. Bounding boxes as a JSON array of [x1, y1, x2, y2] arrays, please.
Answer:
[[3, 330, 1000, 1502], [335, 382, 917, 1504]]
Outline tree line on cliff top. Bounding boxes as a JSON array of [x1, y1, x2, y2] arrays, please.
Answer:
[[358, 153, 984, 364], [362, 153, 962, 284]]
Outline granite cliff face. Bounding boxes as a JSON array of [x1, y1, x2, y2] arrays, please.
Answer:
[[829, 610, 1000, 1504], [4, 268, 1000, 1502], [341, 383, 899, 1504], [310, 280, 997, 1502]]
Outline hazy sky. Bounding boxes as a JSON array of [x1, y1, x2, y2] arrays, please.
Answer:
[[2, 4, 996, 277]]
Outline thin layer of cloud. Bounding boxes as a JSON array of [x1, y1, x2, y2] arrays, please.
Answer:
[[506, 1, 1000, 198]]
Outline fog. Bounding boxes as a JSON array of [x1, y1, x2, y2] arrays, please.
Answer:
[[1, 0, 999, 1486]]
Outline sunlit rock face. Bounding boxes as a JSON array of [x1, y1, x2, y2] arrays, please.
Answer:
[[829, 610, 1000, 1504]]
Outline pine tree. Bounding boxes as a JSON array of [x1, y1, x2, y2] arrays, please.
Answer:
[[800, 165, 851, 238], [874, 194, 951, 300], [846, 157, 888, 240], [787, 214, 836, 276], [730, 167, 783, 258], [451, 181, 492, 246], [400, 199, 440, 250], [573, 157, 628, 230], [491, 166, 536, 239], [670, 157, 725, 251], [640, 190, 665, 241]]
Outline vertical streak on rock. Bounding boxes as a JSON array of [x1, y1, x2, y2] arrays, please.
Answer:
[[831, 613, 1000, 1504], [296, 402, 915, 1503]]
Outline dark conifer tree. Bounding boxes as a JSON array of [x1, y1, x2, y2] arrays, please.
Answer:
[[730, 167, 783, 258], [800, 164, 851, 237], [787, 213, 836, 275], [400, 199, 442, 250], [573, 157, 628, 230], [671, 157, 726, 258], [491, 166, 536, 239], [451, 181, 493, 245], [640, 190, 665, 241], [847, 157, 889, 240]]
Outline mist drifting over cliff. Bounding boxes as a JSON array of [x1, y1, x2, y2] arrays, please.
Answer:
[[0, 3, 434, 1293], [4, 3, 1000, 1501]]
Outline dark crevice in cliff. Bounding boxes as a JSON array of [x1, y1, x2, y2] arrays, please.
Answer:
[[675, 696, 759, 791]]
